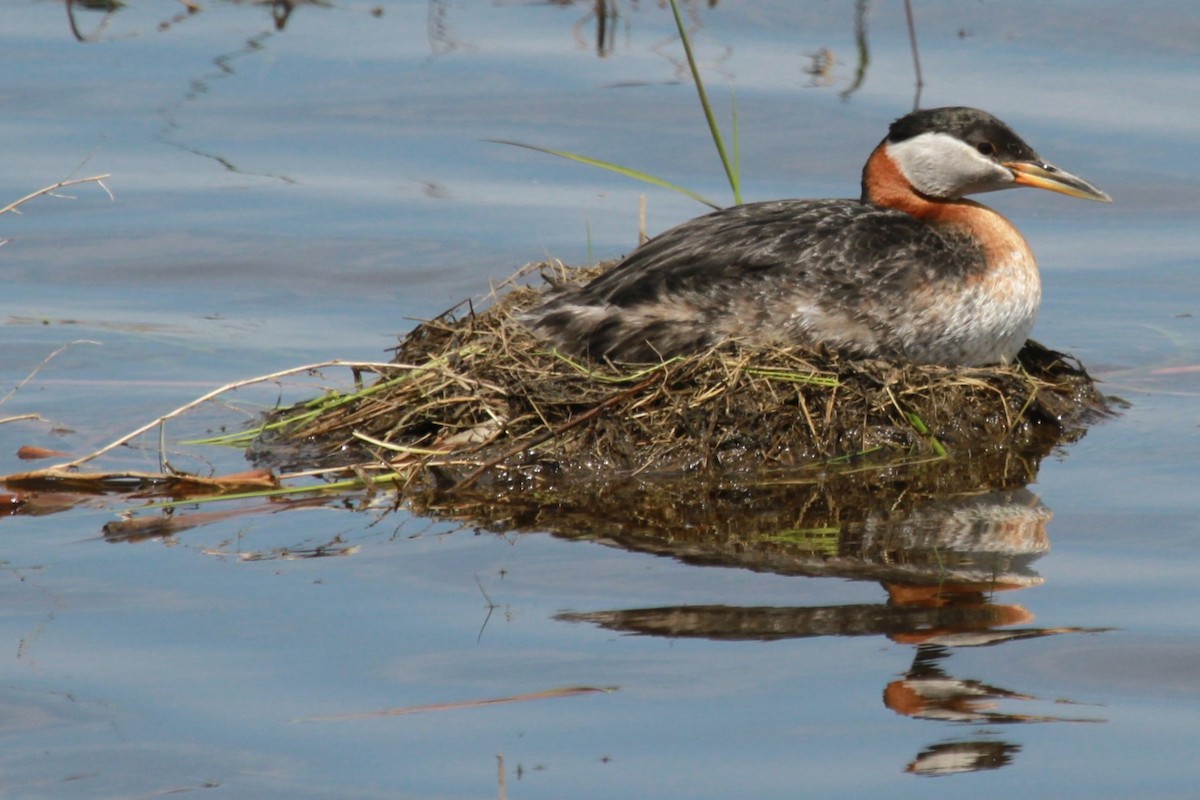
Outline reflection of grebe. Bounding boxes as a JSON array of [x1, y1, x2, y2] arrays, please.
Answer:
[[885, 644, 1105, 730], [526, 107, 1109, 365]]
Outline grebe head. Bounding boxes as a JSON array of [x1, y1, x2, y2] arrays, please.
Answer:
[[877, 106, 1111, 203]]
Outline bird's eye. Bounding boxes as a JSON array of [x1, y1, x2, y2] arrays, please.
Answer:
[[976, 142, 996, 157]]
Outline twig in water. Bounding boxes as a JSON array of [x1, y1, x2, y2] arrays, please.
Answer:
[[0, 175, 113, 218], [30, 360, 397, 473], [0, 340, 101, 411]]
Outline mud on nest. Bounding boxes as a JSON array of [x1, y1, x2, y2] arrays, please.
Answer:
[[250, 261, 1117, 490]]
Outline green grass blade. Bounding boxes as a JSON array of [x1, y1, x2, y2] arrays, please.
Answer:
[[731, 90, 741, 187], [549, 349, 681, 382], [668, 0, 741, 205], [490, 139, 721, 210], [905, 411, 948, 457], [744, 367, 840, 387]]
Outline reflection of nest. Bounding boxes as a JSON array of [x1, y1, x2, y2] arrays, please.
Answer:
[[253, 261, 1116, 489], [422, 480, 1051, 588], [234, 260, 1117, 585]]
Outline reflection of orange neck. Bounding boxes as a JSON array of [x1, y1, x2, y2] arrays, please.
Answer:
[[884, 582, 1029, 607], [884, 581, 1033, 645], [884, 680, 927, 716]]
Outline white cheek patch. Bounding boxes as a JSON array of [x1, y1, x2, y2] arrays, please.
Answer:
[[887, 132, 1014, 198]]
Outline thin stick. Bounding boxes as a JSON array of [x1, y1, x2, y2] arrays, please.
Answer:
[[638, 193, 647, 245], [903, 0, 924, 110], [0, 175, 113, 217], [42, 360, 399, 472], [0, 340, 101, 409], [297, 685, 617, 722]]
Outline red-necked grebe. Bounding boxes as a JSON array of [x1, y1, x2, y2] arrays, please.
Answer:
[[524, 106, 1110, 366]]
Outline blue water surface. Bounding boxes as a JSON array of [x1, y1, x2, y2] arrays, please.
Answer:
[[2, 2, 1199, 798]]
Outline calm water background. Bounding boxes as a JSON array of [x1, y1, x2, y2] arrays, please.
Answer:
[[2, 1, 1199, 797]]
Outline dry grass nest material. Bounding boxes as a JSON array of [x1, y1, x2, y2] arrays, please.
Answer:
[[251, 261, 1116, 489]]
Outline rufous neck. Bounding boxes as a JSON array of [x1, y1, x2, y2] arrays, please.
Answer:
[[859, 142, 974, 221]]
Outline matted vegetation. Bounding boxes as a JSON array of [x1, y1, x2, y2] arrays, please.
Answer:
[[241, 260, 1115, 496]]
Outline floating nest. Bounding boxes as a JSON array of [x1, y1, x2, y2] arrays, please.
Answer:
[[0, 260, 1120, 588], [249, 260, 1117, 499], [0, 259, 1117, 584]]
